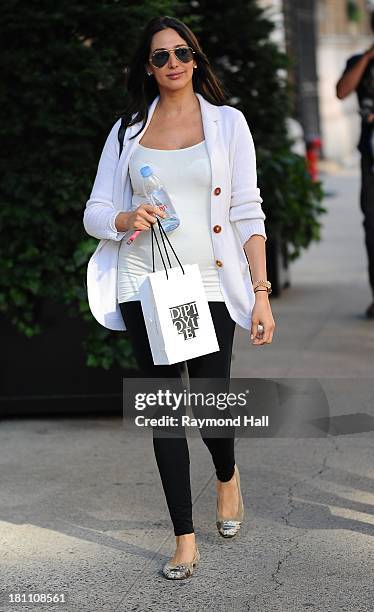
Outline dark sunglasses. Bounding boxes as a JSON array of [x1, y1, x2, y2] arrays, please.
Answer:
[[149, 46, 195, 68]]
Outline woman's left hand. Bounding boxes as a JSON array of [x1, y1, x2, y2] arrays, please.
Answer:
[[250, 293, 276, 345]]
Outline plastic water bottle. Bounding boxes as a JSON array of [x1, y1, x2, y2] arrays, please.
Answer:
[[140, 166, 180, 232]]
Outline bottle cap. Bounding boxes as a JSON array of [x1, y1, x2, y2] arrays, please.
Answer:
[[140, 165, 153, 178]]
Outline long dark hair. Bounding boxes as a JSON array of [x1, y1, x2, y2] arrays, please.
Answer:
[[120, 15, 229, 140]]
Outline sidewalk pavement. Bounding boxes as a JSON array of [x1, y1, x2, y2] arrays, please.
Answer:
[[0, 167, 373, 612]]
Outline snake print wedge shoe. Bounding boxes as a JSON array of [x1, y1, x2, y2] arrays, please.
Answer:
[[216, 464, 244, 538], [162, 545, 200, 580]]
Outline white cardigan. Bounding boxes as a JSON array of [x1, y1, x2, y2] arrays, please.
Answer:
[[83, 92, 267, 331]]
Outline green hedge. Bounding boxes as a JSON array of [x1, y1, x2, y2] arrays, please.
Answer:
[[0, 0, 177, 369]]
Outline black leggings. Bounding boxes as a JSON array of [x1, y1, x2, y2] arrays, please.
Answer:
[[119, 300, 236, 536]]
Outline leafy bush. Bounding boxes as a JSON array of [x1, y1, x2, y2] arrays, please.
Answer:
[[0, 0, 176, 369], [257, 149, 326, 260]]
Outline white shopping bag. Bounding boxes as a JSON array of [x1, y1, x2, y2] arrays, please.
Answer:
[[137, 224, 220, 365], [138, 264, 220, 365]]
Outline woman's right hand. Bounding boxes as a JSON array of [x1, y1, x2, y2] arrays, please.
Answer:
[[115, 204, 167, 232]]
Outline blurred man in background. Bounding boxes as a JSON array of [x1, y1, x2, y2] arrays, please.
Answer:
[[336, 12, 374, 319]]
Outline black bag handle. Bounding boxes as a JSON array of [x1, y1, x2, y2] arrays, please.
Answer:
[[151, 219, 185, 280], [151, 223, 170, 280]]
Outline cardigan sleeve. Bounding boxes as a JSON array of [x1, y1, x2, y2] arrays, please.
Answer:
[[229, 110, 267, 246], [83, 118, 127, 241]]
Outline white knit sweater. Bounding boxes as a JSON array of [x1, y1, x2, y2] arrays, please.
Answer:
[[83, 92, 267, 331]]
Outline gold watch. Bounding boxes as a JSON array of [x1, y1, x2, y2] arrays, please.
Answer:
[[253, 280, 272, 295]]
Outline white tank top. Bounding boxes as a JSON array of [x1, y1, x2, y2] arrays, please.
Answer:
[[117, 140, 224, 303]]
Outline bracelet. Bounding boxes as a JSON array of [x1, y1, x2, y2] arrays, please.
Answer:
[[253, 279, 272, 294], [254, 288, 268, 293]]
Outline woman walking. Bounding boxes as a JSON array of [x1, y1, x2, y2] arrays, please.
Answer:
[[83, 15, 275, 580]]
